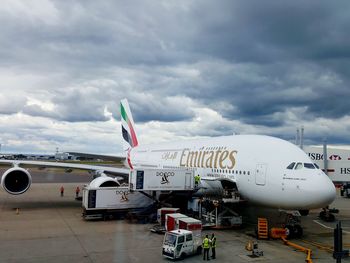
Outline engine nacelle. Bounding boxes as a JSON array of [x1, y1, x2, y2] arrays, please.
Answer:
[[1, 167, 32, 195], [88, 176, 121, 188]]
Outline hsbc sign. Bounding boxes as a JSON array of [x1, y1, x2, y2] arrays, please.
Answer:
[[308, 153, 324, 160], [329, 155, 342, 160], [341, 168, 350, 175], [308, 153, 343, 161]]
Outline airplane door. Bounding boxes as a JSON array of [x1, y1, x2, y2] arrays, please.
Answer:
[[185, 172, 192, 190], [255, 164, 267, 186]]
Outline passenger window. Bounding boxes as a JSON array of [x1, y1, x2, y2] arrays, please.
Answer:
[[304, 163, 315, 169], [186, 234, 192, 242], [178, 236, 184, 244], [294, 163, 303, 170], [286, 162, 295, 169]]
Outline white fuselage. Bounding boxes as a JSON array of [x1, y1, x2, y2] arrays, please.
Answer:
[[129, 135, 336, 210]]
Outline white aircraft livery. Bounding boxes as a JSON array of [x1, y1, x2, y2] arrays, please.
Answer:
[[121, 99, 336, 210], [0, 99, 336, 212]]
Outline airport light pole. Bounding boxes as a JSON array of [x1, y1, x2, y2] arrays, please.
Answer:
[[296, 128, 300, 146], [333, 221, 349, 262], [300, 126, 304, 149], [323, 138, 328, 176]]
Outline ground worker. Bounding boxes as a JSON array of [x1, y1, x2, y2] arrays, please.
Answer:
[[194, 174, 200, 188], [60, 186, 64, 197], [202, 234, 210, 260], [210, 233, 216, 259], [75, 186, 80, 198]]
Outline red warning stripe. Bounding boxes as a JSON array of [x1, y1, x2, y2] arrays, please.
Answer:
[[322, 169, 335, 173]]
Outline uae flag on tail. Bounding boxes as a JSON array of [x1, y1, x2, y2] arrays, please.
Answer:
[[120, 99, 138, 149]]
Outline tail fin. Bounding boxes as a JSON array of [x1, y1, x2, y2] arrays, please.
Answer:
[[120, 99, 139, 150]]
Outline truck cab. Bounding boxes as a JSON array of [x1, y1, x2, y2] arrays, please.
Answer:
[[162, 229, 202, 259]]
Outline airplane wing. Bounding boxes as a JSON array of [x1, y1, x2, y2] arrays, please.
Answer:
[[0, 159, 129, 176], [67, 152, 126, 162]]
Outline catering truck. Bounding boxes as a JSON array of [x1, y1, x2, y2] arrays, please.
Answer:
[[82, 185, 154, 220], [129, 169, 195, 191]]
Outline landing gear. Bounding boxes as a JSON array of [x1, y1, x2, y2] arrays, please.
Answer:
[[319, 207, 336, 222], [285, 224, 303, 239], [284, 211, 303, 239], [299, 210, 309, 216]]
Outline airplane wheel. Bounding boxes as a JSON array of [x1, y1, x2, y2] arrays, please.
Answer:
[[285, 225, 294, 239], [325, 213, 335, 222], [293, 225, 303, 238], [299, 210, 309, 216]]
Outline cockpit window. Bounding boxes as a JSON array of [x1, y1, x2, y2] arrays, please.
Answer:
[[314, 163, 319, 169], [286, 162, 295, 169], [304, 163, 315, 169], [294, 162, 303, 170]]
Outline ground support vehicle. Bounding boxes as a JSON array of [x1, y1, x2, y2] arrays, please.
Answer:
[[162, 229, 202, 259], [340, 183, 350, 198], [82, 185, 154, 220]]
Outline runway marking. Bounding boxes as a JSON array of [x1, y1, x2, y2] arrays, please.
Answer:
[[313, 220, 350, 234]]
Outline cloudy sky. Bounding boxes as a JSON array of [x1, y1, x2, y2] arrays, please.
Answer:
[[0, 0, 350, 154]]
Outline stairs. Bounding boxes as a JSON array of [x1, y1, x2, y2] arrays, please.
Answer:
[[257, 217, 269, 239]]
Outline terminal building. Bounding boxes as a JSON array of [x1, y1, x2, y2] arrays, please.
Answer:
[[304, 146, 350, 183]]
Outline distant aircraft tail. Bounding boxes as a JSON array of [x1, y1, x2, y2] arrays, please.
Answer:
[[120, 99, 139, 150]]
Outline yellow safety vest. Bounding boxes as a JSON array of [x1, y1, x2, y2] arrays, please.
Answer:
[[211, 237, 217, 248], [203, 238, 210, 248]]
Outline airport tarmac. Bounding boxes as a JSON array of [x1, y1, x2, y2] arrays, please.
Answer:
[[0, 182, 349, 263]]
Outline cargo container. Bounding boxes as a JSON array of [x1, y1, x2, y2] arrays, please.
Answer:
[[165, 213, 188, 231], [157, 207, 180, 226], [178, 217, 202, 231]]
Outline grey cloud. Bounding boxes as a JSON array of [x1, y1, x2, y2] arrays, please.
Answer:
[[121, 95, 195, 123], [0, 96, 26, 115], [1, 0, 350, 149]]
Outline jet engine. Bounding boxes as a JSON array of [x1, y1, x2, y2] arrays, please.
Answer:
[[1, 167, 32, 195], [88, 175, 121, 188]]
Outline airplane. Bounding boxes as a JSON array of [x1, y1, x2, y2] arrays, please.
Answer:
[[121, 99, 335, 209], [0, 99, 336, 216]]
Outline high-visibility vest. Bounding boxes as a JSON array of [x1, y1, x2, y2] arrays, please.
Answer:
[[203, 238, 210, 248], [211, 237, 217, 248], [195, 175, 200, 183]]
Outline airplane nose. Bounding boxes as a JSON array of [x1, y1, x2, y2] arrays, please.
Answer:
[[319, 176, 336, 207]]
